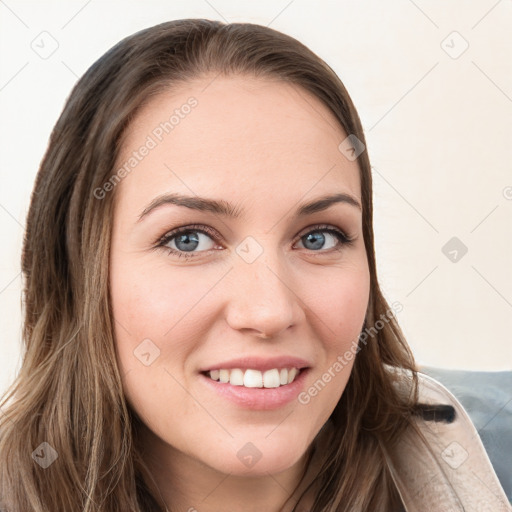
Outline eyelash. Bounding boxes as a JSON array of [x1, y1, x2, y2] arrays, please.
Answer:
[[154, 223, 355, 259]]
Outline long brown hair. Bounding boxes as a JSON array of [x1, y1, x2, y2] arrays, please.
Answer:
[[0, 19, 421, 511]]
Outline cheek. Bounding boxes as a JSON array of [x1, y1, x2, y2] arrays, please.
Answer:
[[299, 257, 369, 355], [109, 261, 215, 435], [308, 262, 370, 349], [109, 258, 214, 368], [300, 261, 370, 409]]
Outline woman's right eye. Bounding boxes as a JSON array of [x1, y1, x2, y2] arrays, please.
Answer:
[[156, 225, 220, 259]]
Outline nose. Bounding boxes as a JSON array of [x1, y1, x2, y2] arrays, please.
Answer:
[[224, 247, 302, 339]]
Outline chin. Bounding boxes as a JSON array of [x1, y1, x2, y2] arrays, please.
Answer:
[[201, 433, 309, 477]]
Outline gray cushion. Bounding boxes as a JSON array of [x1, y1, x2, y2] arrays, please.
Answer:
[[420, 365, 512, 503]]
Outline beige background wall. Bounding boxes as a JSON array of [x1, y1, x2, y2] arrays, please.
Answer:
[[1, 0, 511, 396]]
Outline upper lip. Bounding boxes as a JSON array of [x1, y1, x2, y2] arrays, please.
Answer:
[[199, 356, 312, 373]]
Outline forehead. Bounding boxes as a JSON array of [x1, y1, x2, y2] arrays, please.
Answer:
[[115, 75, 361, 212]]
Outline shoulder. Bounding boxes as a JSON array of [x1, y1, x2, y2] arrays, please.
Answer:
[[386, 367, 511, 512]]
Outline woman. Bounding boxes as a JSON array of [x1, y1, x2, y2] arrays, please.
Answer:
[[0, 18, 509, 512]]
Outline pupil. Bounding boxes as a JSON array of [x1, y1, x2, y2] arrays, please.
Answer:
[[176, 232, 199, 252], [304, 232, 324, 250]]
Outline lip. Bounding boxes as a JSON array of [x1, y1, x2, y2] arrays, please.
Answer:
[[199, 355, 311, 373], [200, 367, 310, 410]]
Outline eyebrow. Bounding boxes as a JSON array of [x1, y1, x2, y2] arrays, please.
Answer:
[[137, 191, 362, 223]]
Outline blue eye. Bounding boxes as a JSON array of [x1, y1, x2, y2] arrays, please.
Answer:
[[156, 224, 219, 259], [297, 228, 352, 251], [155, 223, 355, 259], [166, 230, 214, 253]]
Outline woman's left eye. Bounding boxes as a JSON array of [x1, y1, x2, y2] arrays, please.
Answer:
[[155, 224, 354, 259], [296, 227, 354, 252]]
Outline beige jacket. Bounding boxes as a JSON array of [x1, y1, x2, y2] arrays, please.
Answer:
[[387, 370, 511, 511]]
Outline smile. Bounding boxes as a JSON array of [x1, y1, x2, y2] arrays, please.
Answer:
[[205, 367, 301, 388]]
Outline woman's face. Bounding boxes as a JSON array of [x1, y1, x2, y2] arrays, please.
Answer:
[[110, 75, 370, 477]]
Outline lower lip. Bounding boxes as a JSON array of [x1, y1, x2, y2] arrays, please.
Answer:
[[199, 369, 310, 410]]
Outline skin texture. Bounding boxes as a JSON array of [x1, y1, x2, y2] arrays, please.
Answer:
[[109, 75, 370, 512]]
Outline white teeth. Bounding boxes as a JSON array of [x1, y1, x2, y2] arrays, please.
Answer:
[[263, 369, 280, 388], [244, 369, 263, 388], [229, 368, 244, 386], [287, 368, 298, 384], [207, 367, 301, 388]]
